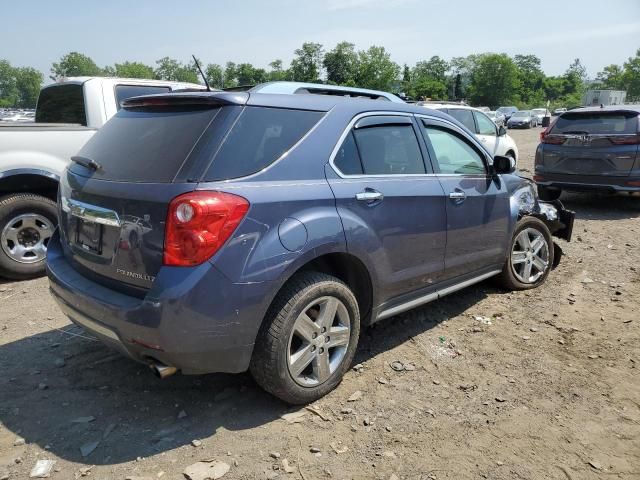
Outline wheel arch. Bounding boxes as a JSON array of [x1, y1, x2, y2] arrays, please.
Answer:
[[0, 169, 59, 202]]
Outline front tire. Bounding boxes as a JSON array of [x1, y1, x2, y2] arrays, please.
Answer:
[[250, 271, 360, 404], [0, 193, 57, 280], [496, 217, 554, 291]]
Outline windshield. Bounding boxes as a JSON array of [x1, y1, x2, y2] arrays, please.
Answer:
[[512, 111, 530, 118], [532, 109, 546, 115]]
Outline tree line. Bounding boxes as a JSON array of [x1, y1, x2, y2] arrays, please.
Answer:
[[1, 43, 639, 109]]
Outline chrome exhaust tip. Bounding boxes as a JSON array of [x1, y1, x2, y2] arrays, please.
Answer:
[[150, 362, 177, 379]]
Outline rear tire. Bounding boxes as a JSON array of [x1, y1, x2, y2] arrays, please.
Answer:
[[250, 271, 360, 404], [496, 217, 554, 291], [537, 185, 562, 201], [0, 193, 57, 280]]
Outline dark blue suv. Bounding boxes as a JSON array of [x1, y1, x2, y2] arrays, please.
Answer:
[[46, 85, 574, 403]]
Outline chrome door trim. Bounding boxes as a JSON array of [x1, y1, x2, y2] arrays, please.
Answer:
[[61, 197, 121, 227], [376, 270, 501, 320]]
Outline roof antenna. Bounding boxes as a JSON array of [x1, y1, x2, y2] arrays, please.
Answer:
[[192, 54, 211, 92]]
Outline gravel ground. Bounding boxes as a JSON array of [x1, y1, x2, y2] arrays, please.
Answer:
[[0, 127, 638, 480]]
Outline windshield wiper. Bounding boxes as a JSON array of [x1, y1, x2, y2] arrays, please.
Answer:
[[71, 155, 101, 171]]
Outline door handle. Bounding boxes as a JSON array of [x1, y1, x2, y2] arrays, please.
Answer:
[[449, 190, 466, 202], [356, 190, 384, 202]]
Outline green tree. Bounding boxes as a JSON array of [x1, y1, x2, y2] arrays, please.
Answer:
[[290, 42, 324, 82], [114, 61, 154, 79], [0, 60, 19, 107], [355, 46, 399, 91], [596, 64, 624, 89], [448, 55, 479, 99], [205, 63, 224, 88], [224, 62, 238, 87], [410, 56, 449, 100], [50, 52, 103, 80], [235, 63, 267, 85], [154, 57, 198, 83], [514, 54, 545, 106], [15, 67, 43, 108], [323, 42, 358, 85], [621, 48, 640, 101], [468, 53, 519, 107], [268, 60, 288, 81]]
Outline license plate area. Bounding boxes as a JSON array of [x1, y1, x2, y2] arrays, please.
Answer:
[[75, 219, 103, 254]]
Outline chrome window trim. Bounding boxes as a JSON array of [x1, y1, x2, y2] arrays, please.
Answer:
[[329, 111, 493, 180]]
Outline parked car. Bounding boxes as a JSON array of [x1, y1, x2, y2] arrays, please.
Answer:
[[508, 110, 538, 128], [417, 103, 519, 163], [47, 89, 574, 404], [0, 77, 204, 280], [552, 108, 567, 116], [497, 106, 518, 121], [531, 108, 548, 125], [486, 110, 506, 127], [535, 105, 640, 200], [476, 106, 491, 112]]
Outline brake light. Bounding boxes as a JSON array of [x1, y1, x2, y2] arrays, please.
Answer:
[[533, 175, 544, 182], [541, 134, 565, 145], [609, 135, 640, 145], [163, 191, 249, 266]]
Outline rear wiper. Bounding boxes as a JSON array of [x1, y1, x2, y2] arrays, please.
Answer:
[[71, 155, 101, 171]]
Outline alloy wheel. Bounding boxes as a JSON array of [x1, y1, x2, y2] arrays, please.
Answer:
[[510, 227, 549, 284], [287, 296, 351, 387]]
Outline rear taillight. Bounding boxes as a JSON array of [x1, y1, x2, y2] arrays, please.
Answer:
[[163, 191, 249, 266], [609, 135, 640, 145], [541, 134, 565, 145]]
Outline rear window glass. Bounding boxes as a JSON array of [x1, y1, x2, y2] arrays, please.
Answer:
[[73, 108, 219, 182], [205, 107, 323, 180], [447, 109, 476, 133], [35, 84, 86, 125], [551, 112, 638, 135], [115, 85, 171, 110]]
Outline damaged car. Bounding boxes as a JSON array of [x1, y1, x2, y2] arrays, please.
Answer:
[[46, 83, 574, 404]]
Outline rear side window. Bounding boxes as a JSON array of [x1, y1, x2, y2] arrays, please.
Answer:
[[115, 85, 171, 110], [74, 108, 219, 182], [206, 107, 323, 180], [551, 112, 638, 135], [447, 109, 476, 133], [334, 132, 363, 175], [353, 125, 425, 175], [35, 84, 86, 125]]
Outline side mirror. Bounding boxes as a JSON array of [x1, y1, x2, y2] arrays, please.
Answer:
[[498, 125, 507, 136], [493, 155, 516, 174]]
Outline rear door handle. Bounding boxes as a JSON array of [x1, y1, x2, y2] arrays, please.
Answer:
[[356, 190, 384, 202], [449, 190, 466, 202]]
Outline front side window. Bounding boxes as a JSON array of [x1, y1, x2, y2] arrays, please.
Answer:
[[115, 85, 171, 110], [353, 124, 425, 175], [447, 108, 476, 133], [474, 111, 497, 136], [422, 125, 486, 175]]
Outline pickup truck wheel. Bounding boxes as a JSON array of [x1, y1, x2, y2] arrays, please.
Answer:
[[0, 193, 57, 280], [250, 271, 360, 404], [537, 185, 562, 201], [497, 217, 554, 291]]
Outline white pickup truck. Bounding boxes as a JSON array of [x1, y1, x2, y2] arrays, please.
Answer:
[[0, 77, 203, 279]]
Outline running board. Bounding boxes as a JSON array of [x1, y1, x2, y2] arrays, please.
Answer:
[[376, 270, 501, 321]]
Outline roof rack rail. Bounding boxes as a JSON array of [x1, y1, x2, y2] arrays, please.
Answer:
[[249, 81, 404, 103], [417, 100, 469, 106]]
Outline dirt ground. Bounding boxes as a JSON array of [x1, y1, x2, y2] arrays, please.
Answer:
[[1, 128, 638, 480]]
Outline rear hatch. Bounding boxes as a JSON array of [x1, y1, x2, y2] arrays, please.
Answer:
[[540, 110, 640, 176], [58, 93, 247, 294]]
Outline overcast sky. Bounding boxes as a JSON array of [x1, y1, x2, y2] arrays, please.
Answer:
[[3, 0, 639, 81]]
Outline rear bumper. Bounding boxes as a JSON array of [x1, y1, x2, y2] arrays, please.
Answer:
[[46, 229, 276, 374], [535, 172, 640, 193]]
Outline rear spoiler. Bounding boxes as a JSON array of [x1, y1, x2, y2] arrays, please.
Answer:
[[121, 92, 248, 109]]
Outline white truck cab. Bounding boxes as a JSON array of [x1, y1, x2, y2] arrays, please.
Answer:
[[0, 77, 203, 279]]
